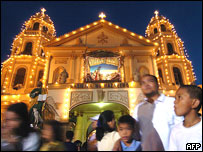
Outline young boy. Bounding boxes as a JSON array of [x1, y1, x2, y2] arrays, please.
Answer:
[[113, 115, 141, 151], [169, 85, 202, 151]]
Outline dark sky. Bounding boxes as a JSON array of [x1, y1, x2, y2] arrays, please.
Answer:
[[1, 1, 202, 84]]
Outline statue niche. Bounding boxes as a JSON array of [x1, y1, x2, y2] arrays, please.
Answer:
[[53, 67, 69, 84]]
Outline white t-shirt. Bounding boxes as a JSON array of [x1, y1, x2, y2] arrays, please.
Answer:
[[133, 93, 184, 150], [169, 118, 202, 151], [97, 131, 120, 151]]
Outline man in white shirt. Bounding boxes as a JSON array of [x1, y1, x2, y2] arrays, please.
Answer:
[[132, 74, 183, 151]]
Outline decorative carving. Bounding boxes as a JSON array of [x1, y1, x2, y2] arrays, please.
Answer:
[[55, 59, 67, 64], [71, 91, 93, 107], [136, 58, 148, 63], [97, 89, 105, 102], [97, 32, 108, 45], [108, 91, 129, 107], [120, 38, 131, 46]]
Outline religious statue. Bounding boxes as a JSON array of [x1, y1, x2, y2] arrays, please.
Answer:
[[33, 108, 43, 128], [29, 81, 47, 128], [133, 69, 140, 82], [58, 69, 69, 84]]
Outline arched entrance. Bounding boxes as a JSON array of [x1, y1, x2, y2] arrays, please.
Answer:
[[69, 102, 129, 143]]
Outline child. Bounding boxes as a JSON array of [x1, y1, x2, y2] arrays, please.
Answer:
[[169, 85, 202, 151], [113, 115, 141, 151]]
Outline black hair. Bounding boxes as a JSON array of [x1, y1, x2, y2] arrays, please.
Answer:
[[74, 140, 82, 147], [179, 85, 202, 112], [66, 130, 74, 140], [96, 110, 115, 141], [118, 115, 135, 129], [43, 120, 63, 142], [140, 74, 159, 86], [118, 115, 141, 141], [7, 102, 35, 138]]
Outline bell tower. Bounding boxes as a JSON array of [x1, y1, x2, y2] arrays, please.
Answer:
[[1, 8, 56, 95], [145, 10, 196, 93]]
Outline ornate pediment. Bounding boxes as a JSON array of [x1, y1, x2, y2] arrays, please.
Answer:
[[43, 19, 157, 48]]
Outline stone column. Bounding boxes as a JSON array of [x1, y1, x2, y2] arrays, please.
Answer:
[[73, 115, 83, 142]]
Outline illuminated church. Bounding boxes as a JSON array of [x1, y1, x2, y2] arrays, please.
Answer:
[[1, 8, 196, 142]]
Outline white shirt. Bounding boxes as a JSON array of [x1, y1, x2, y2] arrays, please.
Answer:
[[133, 93, 184, 150], [22, 132, 40, 151], [97, 131, 120, 151], [169, 118, 202, 151]]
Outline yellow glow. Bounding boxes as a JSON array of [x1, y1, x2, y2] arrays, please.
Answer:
[[72, 31, 76, 34], [56, 38, 60, 41], [131, 33, 135, 36], [129, 81, 135, 88], [115, 25, 119, 29], [80, 27, 84, 31], [99, 12, 106, 19], [93, 22, 98, 25], [146, 39, 151, 43], [101, 83, 104, 88], [114, 82, 118, 87], [86, 25, 90, 28], [123, 29, 127, 32], [71, 84, 75, 87], [139, 36, 143, 39], [65, 34, 69, 37], [108, 22, 112, 26]]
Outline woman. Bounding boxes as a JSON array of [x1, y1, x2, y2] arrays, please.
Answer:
[[1, 102, 40, 151], [96, 110, 120, 151], [39, 120, 65, 151]]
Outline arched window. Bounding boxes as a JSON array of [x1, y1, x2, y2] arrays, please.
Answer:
[[42, 26, 48, 33], [158, 68, 164, 83], [167, 43, 175, 55], [37, 70, 44, 83], [22, 42, 32, 55], [41, 49, 45, 57], [173, 67, 183, 85], [161, 24, 166, 32], [157, 50, 160, 57], [13, 68, 26, 89], [154, 28, 158, 34], [33, 22, 40, 30]]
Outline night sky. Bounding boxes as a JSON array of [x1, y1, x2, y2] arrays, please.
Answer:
[[1, 1, 202, 84]]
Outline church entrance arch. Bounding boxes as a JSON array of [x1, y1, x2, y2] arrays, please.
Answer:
[[69, 102, 128, 143]]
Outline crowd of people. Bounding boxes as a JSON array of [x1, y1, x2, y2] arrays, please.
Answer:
[[1, 74, 202, 151]]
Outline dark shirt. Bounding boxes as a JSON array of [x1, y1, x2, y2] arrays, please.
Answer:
[[64, 142, 77, 151]]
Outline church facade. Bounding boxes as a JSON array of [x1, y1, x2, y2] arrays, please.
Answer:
[[1, 9, 196, 142]]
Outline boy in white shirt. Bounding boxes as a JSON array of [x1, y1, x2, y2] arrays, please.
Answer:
[[169, 85, 202, 151]]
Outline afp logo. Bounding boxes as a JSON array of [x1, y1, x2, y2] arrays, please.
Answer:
[[186, 143, 201, 150]]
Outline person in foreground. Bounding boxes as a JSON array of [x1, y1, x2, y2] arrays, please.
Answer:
[[96, 110, 120, 151], [64, 131, 77, 151], [169, 85, 202, 151], [113, 115, 142, 151], [1, 102, 40, 151], [132, 74, 183, 151], [39, 120, 65, 151]]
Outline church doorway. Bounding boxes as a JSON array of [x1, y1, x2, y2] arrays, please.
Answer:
[[69, 102, 129, 143]]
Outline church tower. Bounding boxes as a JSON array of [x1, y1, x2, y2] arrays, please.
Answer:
[[146, 10, 196, 95], [1, 8, 56, 95]]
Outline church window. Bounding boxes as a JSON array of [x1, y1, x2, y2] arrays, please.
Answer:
[[173, 67, 184, 85], [22, 42, 32, 55], [158, 68, 164, 83], [167, 43, 175, 55], [161, 24, 166, 32], [13, 68, 26, 89], [42, 26, 48, 33], [33, 22, 40, 30], [154, 28, 158, 34], [37, 70, 44, 83], [157, 50, 160, 56]]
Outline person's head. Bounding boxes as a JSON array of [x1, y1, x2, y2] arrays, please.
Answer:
[[66, 130, 74, 141], [174, 85, 202, 116], [74, 140, 82, 150], [140, 74, 159, 98], [4, 102, 31, 137], [37, 81, 43, 87], [118, 115, 135, 143], [90, 114, 100, 129], [96, 110, 116, 141], [42, 120, 63, 142]]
